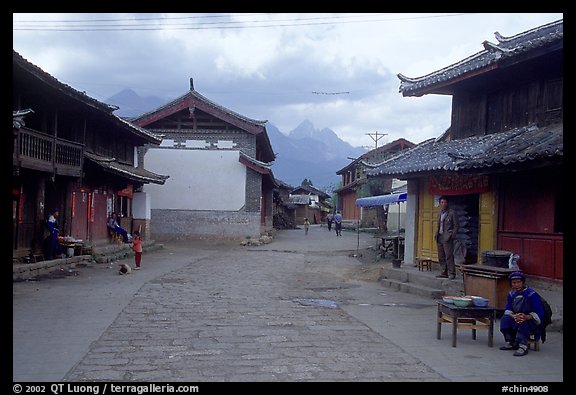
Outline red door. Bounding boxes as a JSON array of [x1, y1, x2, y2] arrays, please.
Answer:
[[71, 189, 89, 240], [91, 191, 109, 241]]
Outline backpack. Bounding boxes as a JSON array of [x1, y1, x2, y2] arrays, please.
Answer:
[[527, 291, 552, 343], [539, 296, 553, 343]]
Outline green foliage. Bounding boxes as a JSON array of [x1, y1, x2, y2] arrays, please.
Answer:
[[356, 178, 389, 198]]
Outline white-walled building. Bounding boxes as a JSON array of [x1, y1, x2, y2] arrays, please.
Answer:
[[132, 79, 276, 240]]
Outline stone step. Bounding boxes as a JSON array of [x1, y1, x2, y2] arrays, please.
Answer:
[[379, 266, 465, 299], [379, 277, 446, 299]]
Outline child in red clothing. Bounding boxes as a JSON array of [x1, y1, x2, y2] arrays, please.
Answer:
[[132, 231, 143, 269]]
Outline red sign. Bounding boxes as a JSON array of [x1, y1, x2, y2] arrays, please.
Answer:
[[429, 174, 489, 195], [118, 184, 133, 198]]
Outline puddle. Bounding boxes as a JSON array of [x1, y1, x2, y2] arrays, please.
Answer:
[[293, 298, 339, 309]]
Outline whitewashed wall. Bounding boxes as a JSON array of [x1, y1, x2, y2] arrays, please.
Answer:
[[132, 192, 150, 219], [143, 149, 246, 210]]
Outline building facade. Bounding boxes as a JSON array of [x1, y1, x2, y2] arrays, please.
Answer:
[[12, 50, 167, 260], [334, 139, 415, 226], [132, 79, 276, 240], [368, 20, 563, 281]]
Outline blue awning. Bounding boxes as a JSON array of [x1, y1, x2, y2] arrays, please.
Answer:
[[355, 193, 407, 207]]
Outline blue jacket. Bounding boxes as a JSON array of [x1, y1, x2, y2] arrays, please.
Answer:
[[503, 286, 546, 328]]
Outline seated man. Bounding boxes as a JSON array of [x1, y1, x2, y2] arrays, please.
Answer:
[[107, 212, 128, 242], [499, 271, 545, 356]]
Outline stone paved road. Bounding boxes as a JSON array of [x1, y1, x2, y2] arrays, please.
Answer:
[[62, 227, 445, 382], [14, 225, 563, 383]]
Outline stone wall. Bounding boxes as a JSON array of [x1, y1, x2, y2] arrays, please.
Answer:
[[150, 209, 261, 240]]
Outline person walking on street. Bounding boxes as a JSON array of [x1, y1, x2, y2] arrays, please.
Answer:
[[326, 213, 333, 232], [132, 230, 143, 269], [434, 196, 459, 279], [334, 211, 343, 236], [303, 218, 310, 235]]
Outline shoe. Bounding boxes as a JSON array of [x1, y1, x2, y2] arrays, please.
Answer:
[[499, 342, 519, 351], [513, 345, 528, 356], [449, 274, 456, 280], [436, 273, 448, 278], [135, 267, 140, 270]]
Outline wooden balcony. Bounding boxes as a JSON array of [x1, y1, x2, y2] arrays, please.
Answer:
[[13, 127, 83, 177]]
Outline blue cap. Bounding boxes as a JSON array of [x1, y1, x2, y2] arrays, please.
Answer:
[[509, 271, 525, 281]]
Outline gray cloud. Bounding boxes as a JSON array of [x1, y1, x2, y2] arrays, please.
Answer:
[[13, 12, 563, 147]]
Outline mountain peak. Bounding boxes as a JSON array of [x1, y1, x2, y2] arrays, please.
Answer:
[[104, 89, 166, 118], [289, 120, 316, 139]]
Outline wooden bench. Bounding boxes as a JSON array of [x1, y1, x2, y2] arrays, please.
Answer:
[[416, 257, 437, 271]]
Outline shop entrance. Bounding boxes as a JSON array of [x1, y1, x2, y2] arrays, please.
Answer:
[[449, 194, 480, 265]]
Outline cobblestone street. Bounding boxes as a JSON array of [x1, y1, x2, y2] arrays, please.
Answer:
[[14, 226, 563, 383], [62, 229, 444, 382]]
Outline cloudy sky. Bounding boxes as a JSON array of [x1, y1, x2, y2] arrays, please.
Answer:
[[13, 12, 563, 148]]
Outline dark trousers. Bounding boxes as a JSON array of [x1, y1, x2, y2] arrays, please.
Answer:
[[43, 233, 61, 260], [500, 314, 540, 346], [115, 225, 128, 242], [437, 240, 455, 275], [335, 223, 342, 236]]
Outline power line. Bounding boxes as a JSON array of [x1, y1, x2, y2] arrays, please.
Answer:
[[312, 91, 350, 95], [13, 13, 474, 32]]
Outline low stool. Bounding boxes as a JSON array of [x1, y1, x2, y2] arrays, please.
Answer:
[[417, 257, 433, 271], [528, 335, 540, 351]]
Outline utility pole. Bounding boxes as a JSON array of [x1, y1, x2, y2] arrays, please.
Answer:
[[366, 131, 387, 149]]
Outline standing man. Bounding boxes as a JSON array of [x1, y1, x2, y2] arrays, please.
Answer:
[[434, 196, 459, 279], [333, 211, 343, 236]]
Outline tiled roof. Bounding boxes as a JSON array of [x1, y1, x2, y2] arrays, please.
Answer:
[[13, 50, 116, 113], [288, 195, 312, 205], [398, 19, 563, 96], [132, 82, 275, 162], [367, 123, 562, 177], [291, 184, 331, 199], [85, 152, 169, 185], [336, 138, 414, 174], [134, 89, 267, 129], [13, 50, 162, 145]]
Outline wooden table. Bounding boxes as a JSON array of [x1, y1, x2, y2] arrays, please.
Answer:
[[437, 301, 496, 347], [58, 242, 84, 257]]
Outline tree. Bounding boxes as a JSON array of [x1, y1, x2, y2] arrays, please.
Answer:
[[301, 178, 314, 187], [359, 178, 392, 235]]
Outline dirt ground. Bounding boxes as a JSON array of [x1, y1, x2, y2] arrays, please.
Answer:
[[345, 246, 387, 282]]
